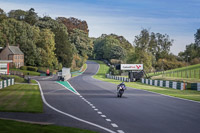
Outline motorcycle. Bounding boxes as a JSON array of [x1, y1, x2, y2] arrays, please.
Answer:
[[117, 84, 126, 98]]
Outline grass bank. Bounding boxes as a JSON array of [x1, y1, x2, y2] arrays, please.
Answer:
[[92, 60, 200, 102], [151, 75, 200, 83], [0, 119, 97, 133], [71, 64, 87, 77], [10, 68, 41, 76], [0, 84, 43, 113], [148, 63, 200, 80], [0, 75, 36, 84]]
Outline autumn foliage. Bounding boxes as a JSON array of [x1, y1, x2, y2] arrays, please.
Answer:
[[57, 17, 89, 35]]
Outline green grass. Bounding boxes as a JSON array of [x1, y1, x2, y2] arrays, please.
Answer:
[[151, 75, 200, 83], [0, 75, 36, 83], [0, 84, 43, 113], [0, 119, 97, 133], [10, 68, 40, 76], [148, 63, 200, 79], [92, 60, 200, 102], [92, 60, 109, 79], [71, 64, 87, 77]]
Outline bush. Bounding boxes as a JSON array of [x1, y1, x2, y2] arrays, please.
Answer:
[[20, 66, 27, 70], [27, 66, 38, 72], [191, 58, 200, 65]]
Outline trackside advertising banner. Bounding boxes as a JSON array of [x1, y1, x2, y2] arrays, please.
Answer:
[[121, 64, 143, 70]]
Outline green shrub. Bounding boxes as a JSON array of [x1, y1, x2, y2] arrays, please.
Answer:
[[27, 66, 38, 72], [20, 66, 27, 70]]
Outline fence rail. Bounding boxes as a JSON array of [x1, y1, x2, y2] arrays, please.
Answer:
[[141, 78, 200, 91], [148, 69, 200, 79], [106, 74, 131, 82], [0, 78, 15, 89]]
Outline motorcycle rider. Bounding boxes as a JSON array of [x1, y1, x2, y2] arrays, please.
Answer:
[[117, 82, 126, 91]]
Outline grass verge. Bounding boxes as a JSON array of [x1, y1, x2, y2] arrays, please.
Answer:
[[71, 64, 87, 77], [151, 75, 200, 83], [93, 60, 109, 79], [92, 60, 200, 102], [148, 63, 200, 79], [0, 84, 43, 113], [0, 119, 97, 133], [0, 75, 36, 83], [10, 68, 40, 76]]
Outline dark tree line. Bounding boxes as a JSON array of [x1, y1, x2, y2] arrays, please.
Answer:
[[0, 8, 91, 70], [178, 29, 200, 65]]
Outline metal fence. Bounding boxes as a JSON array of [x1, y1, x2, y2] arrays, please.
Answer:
[[106, 74, 131, 82], [0, 78, 15, 89], [148, 69, 200, 79], [141, 78, 188, 90], [163, 69, 200, 79]]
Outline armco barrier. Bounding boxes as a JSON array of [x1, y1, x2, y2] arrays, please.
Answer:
[[191, 83, 200, 91], [141, 78, 189, 91], [0, 78, 15, 89], [106, 74, 130, 82]]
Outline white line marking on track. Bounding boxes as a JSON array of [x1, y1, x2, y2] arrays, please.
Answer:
[[98, 112, 102, 114], [106, 119, 111, 122], [94, 109, 98, 111], [36, 80, 116, 133], [41, 76, 54, 80], [101, 115, 106, 118], [111, 123, 118, 128]]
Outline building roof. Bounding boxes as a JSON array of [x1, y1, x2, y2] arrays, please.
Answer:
[[8, 46, 24, 55]]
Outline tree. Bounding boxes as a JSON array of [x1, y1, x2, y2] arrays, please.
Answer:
[[0, 8, 7, 22], [195, 28, 200, 47], [94, 35, 126, 61], [8, 9, 27, 20], [178, 43, 199, 62], [93, 34, 132, 63], [102, 36, 123, 60], [25, 8, 38, 25], [134, 29, 150, 52], [69, 29, 93, 68], [36, 29, 57, 68], [134, 29, 173, 61], [57, 17, 89, 34], [35, 17, 73, 67], [0, 18, 39, 66]]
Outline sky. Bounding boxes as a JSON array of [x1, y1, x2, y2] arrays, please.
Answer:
[[0, 0, 200, 55]]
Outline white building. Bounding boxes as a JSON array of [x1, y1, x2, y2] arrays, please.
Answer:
[[0, 60, 12, 74]]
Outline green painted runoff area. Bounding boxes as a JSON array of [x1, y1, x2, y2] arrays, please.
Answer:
[[56, 81, 77, 94]]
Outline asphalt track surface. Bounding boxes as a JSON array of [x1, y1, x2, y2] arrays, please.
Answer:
[[1, 61, 200, 133]]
